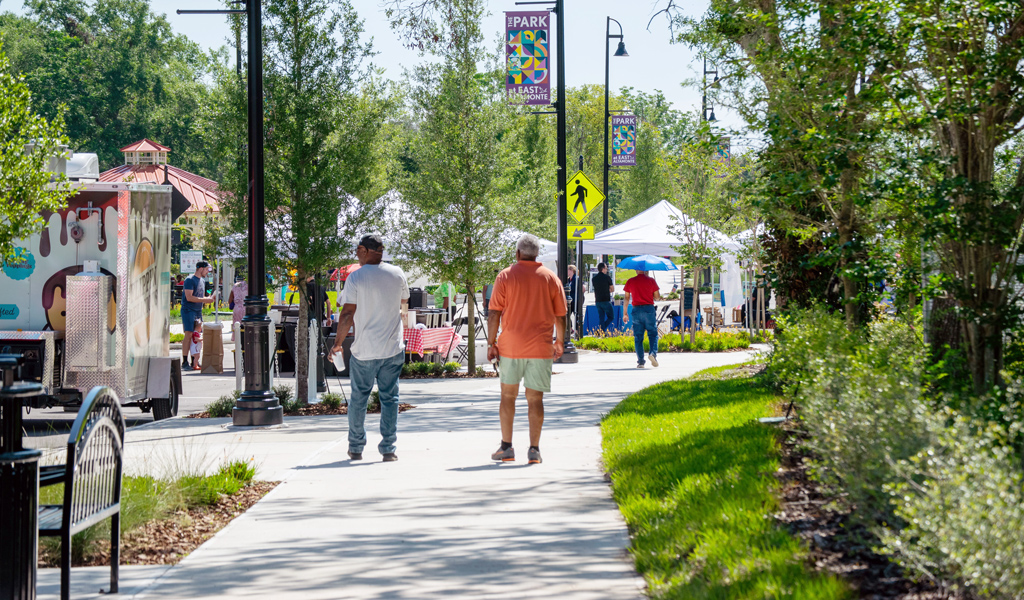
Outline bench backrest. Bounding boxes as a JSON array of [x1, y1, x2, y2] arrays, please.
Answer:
[[62, 387, 125, 532], [70, 386, 126, 444]]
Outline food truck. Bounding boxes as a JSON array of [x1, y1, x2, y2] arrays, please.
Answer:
[[0, 180, 181, 419]]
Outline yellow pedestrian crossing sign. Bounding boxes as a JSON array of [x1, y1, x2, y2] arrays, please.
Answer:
[[565, 170, 605, 223], [567, 225, 595, 241]]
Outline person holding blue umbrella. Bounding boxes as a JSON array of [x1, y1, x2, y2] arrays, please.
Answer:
[[620, 255, 675, 368]]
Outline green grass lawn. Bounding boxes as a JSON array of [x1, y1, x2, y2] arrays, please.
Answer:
[[601, 364, 849, 599]]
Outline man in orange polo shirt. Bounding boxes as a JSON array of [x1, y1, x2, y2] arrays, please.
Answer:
[[486, 234, 567, 464]]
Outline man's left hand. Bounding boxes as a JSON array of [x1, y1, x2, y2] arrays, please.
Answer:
[[553, 342, 564, 360]]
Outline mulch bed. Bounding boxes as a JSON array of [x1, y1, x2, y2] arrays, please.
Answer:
[[401, 370, 498, 379], [186, 403, 416, 418], [39, 481, 279, 568], [773, 418, 969, 599]]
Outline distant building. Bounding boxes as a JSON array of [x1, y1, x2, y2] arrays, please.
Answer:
[[99, 139, 225, 237]]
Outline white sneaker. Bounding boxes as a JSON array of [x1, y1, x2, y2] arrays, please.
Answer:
[[649, 354, 659, 367], [636, 363, 645, 369]]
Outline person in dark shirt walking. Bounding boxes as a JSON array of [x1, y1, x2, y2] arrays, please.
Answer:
[[592, 263, 615, 332]]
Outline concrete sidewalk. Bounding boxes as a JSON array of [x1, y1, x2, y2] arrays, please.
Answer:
[[38, 350, 761, 600]]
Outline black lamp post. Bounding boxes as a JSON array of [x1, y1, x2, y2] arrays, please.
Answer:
[[179, 1, 282, 426], [702, 57, 719, 123], [602, 17, 628, 235]]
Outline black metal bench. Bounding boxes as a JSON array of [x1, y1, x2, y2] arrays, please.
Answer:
[[39, 386, 125, 600], [39, 391, 125, 488]]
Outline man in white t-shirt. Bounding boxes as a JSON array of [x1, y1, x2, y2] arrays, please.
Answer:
[[328, 234, 410, 462]]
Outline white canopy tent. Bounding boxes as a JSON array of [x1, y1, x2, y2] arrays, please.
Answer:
[[580, 200, 746, 314]]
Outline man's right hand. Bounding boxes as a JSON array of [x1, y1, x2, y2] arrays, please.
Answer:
[[553, 342, 564, 360], [623, 313, 629, 324]]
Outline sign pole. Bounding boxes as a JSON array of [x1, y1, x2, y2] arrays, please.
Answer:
[[554, 0, 577, 362]]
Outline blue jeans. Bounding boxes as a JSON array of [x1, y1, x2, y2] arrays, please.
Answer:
[[596, 301, 614, 332], [348, 351, 404, 454], [631, 304, 658, 365]]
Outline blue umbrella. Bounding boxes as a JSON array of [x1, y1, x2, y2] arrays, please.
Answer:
[[617, 255, 678, 271]]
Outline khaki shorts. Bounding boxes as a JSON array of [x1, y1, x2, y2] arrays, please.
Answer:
[[499, 357, 553, 392]]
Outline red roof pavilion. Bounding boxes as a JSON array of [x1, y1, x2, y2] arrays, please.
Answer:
[[99, 140, 223, 214]]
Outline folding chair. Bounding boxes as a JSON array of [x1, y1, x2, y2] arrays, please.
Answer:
[[655, 304, 672, 335]]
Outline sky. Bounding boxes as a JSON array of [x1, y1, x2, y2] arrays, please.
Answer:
[[3, 0, 752, 147]]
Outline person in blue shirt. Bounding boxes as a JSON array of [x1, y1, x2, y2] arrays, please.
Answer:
[[181, 261, 217, 370]]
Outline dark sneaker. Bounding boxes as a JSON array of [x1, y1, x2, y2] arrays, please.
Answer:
[[527, 448, 542, 464], [347, 451, 363, 461], [382, 453, 398, 462], [182, 362, 193, 371], [491, 446, 515, 462], [649, 354, 659, 367]]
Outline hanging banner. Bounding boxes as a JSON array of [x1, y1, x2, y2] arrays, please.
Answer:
[[611, 115, 637, 166], [505, 11, 550, 105]]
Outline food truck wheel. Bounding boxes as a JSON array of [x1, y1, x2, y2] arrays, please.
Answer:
[[151, 385, 179, 421]]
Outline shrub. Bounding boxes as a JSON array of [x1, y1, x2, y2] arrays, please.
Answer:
[[429, 362, 443, 375], [205, 391, 240, 418], [412, 361, 433, 375], [771, 308, 930, 529], [273, 383, 293, 405], [882, 406, 1024, 598], [368, 390, 380, 412], [321, 392, 344, 409], [170, 332, 185, 343], [401, 363, 414, 377], [443, 361, 460, 373], [578, 331, 751, 353]]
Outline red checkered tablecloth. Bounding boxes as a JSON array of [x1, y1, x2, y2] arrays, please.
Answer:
[[403, 327, 461, 357]]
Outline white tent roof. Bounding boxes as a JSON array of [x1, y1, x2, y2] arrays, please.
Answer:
[[581, 200, 741, 256], [734, 222, 766, 244]]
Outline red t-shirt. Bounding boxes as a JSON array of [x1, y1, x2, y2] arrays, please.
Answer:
[[624, 274, 659, 306]]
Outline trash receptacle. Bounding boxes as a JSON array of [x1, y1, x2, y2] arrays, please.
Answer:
[[1, 374, 44, 600], [1, 448, 42, 600]]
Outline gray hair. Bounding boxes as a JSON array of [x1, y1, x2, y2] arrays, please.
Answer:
[[516, 234, 541, 260]]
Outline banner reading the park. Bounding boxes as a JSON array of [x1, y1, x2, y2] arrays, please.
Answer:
[[611, 115, 637, 166], [505, 11, 550, 105]]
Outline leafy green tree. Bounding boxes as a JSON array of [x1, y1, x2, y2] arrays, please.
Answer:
[[1, 0, 218, 172], [868, 0, 1024, 392], [211, 0, 387, 402], [675, 0, 891, 330], [392, 0, 520, 372], [669, 133, 743, 342], [0, 41, 75, 259]]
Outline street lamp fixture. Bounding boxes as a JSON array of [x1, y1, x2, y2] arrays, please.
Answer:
[[702, 57, 718, 123], [603, 16, 628, 236], [179, 0, 283, 426]]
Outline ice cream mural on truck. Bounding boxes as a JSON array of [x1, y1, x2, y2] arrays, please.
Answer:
[[0, 181, 182, 420]]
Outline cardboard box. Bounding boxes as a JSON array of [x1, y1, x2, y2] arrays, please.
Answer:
[[201, 323, 224, 374]]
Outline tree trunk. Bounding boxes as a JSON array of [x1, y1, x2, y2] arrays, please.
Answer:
[[466, 285, 476, 374], [296, 270, 309, 405], [690, 266, 701, 344], [837, 197, 859, 330]]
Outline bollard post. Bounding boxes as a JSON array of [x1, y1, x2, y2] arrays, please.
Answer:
[[0, 354, 44, 600]]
